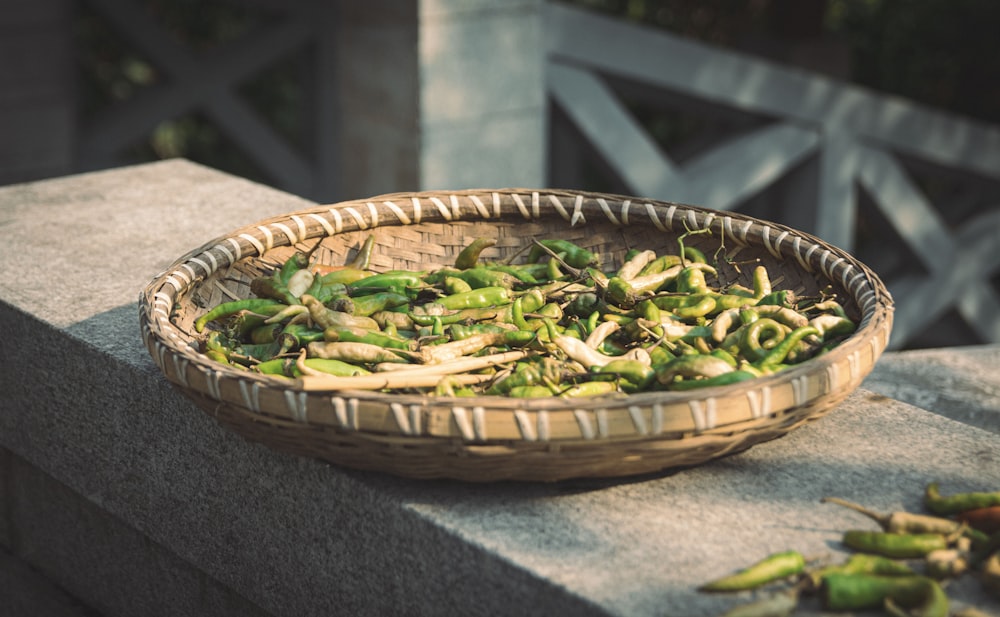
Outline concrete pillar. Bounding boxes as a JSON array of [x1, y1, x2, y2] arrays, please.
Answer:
[[417, 0, 546, 190], [334, 1, 421, 200], [334, 0, 546, 199]]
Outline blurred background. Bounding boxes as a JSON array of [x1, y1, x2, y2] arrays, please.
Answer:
[[3, 0, 999, 350]]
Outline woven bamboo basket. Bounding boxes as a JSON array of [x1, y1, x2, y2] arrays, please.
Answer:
[[139, 189, 893, 482]]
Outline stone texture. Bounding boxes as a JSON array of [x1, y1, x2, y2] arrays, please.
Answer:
[[864, 344, 1000, 434], [1, 161, 999, 617], [2, 448, 271, 617]]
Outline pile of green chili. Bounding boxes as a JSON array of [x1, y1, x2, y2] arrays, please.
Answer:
[[698, 483, 1000, 617], [193, 233, 858, 397]]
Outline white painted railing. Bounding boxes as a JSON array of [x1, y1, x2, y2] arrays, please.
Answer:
[[545, 3, 1000, 349]]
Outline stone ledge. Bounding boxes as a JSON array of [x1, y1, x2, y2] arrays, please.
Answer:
[[2, 161, 998, 617], [864, 344, 1000, 435]]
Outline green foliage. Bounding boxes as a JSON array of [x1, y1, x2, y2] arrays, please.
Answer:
[[825, 0, 1000, 124]]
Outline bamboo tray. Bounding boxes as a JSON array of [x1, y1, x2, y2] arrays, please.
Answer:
[[139, 189, 893, 482]]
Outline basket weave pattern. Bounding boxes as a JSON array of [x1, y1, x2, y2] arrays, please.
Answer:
[[139, 189, 893, 481]]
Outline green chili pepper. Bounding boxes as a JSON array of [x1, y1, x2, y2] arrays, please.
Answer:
[[638, 254, 682, 276], [924, 482, 1000, 516], [277, 323, 325, 347], [510, 296, 530, 330], [276, 250, 310, 285], [606, 276, 639, 308], [409, 305, 509, 327], [299, 267, 326, 298], [308, 281, 346, 307], [348, 271, 426, 296], [235, 340, 285, 362], [565, 292, 603, 318], [323, 326, 417, 351], [810, 299, 848, 318], [224, 304, 293, 339], [448, 267, 519, 290], [248, 322, 283, 344], [483, 263, 541, 285], [249, 275, 299, 305], [809, 314, 856, 340], [739, 318, 787, 362], [842, 530, 949, 559], [557, 380, 619, 398], [455, 237, 496, 270], [348, 291, 411, 317], [533, 302, 563, 321], [669, 369, 758, 390], [754, 290, 794, 307], [204, 330, 281, 365], [527, 238, 597, 268], [822, 574, 948, 617], [672, 294, 717, 319], [710, 292, 757, 313], [675, 266, 710, 294], [194, 298, 286, 333], [448, 322, 510, 340], [681, 244, 707, 264], [811, 553, 915, 588], [203, 330, 237, 357], [318, 267, 372, 287], [596, 359, 655, 392], [546, 255, 566, 281], [256, 357, 371, 378], [487, 368, 539, 396], [302, 294, 380, 331], [656, 354, 734, 385], [755, 325, 820, 368], [699, 550, 806, 592], [433, 286, 512, 310], [443, 276, 473, 295], [710, 348, 738, 367], [508, 385, 557, 398]]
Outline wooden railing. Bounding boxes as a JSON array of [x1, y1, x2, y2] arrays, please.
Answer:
[[76, 0, 340, 201], [69, 0, 1000, 349], [545, 3, 1000, 349]]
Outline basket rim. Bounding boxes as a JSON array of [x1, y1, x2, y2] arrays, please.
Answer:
[[139, 188, 893, 441]]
